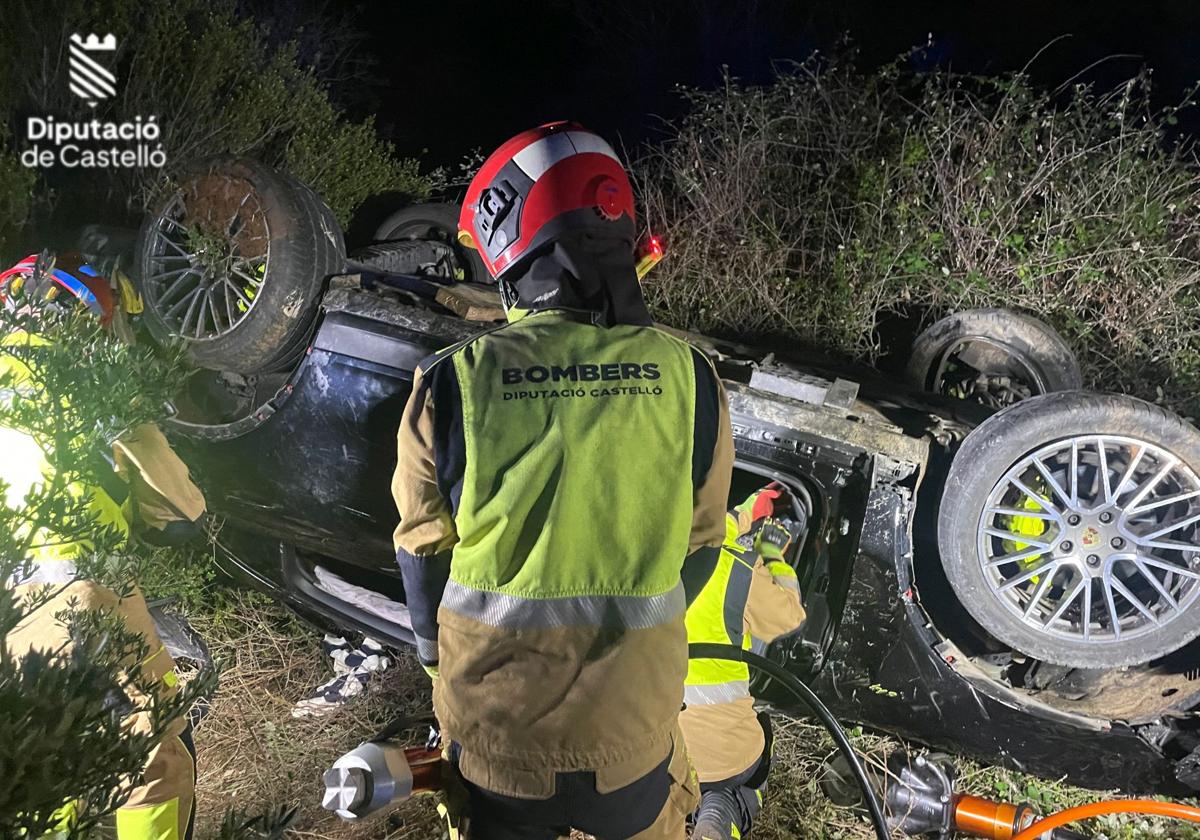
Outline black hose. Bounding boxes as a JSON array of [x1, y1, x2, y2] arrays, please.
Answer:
[[688, 643, 890, 840], [372, 712, 438, 743]]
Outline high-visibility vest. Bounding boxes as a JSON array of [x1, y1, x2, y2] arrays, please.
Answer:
[[394, 308, 730, 775], [436, 311, 703, 631], [684, 514, 758, 705]]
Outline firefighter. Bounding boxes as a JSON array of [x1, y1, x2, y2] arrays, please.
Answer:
[[1, 252, 207, 840], [391, 122, 734, 839], [682, 482, 807, 840]]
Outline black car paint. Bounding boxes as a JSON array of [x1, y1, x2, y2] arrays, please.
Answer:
[[175, 301, 478, 568], [178, 285, 1197, 796]]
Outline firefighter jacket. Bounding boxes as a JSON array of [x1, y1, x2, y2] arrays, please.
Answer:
[[1, 331, 204, 840], [392, 309, 734, 797], [6, 578, 197, 840], [680, 512, 806, 783]]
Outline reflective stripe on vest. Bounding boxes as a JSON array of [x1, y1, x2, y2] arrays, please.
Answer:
[[442, 580, 686, 630], [684, 679, 751, 706]]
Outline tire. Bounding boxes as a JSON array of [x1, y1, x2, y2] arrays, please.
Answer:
[[136, 158, 345, 374], [907, 309, 1083, 407], [938, 391, 1200, 668], [255, 174, 347, 372], [372, 202, 486, 283]]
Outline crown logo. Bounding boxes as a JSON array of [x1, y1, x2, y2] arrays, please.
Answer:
[[70, 33, 116, 51], [68, 33, 118, 108]]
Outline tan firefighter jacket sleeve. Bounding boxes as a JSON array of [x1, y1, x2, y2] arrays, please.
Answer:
[[111, 423, 206, 533], [391, 364, 458, 674], [745, 554, 806, 642]]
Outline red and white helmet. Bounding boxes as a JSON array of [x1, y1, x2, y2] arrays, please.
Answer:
[[458, 122, 636, 281]]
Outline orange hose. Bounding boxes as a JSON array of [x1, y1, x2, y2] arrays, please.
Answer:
[[1011, 799, 1200, 840]]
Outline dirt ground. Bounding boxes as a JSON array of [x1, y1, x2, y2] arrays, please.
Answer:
[[185, 591, 1200, 840]]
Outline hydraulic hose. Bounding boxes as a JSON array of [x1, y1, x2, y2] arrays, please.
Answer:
[[1010, 799, 1200, 840], [688, 643, 890, 840]]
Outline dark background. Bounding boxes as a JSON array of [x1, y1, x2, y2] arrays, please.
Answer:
[[326, 0, 1200, 167]]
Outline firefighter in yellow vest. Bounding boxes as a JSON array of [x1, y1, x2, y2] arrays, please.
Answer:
[[1, 252, 208, 840], [393, 123, 734, 839], [682, 482, 807, 840]]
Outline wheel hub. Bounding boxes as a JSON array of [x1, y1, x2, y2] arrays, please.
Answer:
[[1063, 516, 1120, 577], [142, 185, 270, 341], [978, 434, 1200, 645]]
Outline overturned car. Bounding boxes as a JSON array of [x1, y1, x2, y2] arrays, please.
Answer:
[[122, 158, 1200, 795]]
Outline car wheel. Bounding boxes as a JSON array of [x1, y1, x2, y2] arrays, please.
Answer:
[[136, 158, 345, 373], [907, 309, 1083, 407], [372, 202, 486, 283], [938, 391, 1200, 668]]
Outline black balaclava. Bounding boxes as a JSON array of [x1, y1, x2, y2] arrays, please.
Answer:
[[500, 227, 652, 328]]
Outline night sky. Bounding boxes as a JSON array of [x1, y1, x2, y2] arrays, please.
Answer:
[[343, 0, 1200, 167]]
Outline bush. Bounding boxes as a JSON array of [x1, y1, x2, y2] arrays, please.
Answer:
[[115, 4, 431, 223], [637, 52, 1200, 417], [0, 307, 209, 838]]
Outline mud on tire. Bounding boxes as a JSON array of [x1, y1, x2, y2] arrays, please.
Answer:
[[136, 157, 345, 374]]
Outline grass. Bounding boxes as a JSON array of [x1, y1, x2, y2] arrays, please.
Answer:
[[186, 590, 442, 840], [179, 589, 1200, 840]]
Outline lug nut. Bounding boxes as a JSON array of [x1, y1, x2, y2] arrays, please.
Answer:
[[1059, 541, 1074, 552], [1111, 537, 1125, 549], [1086, 554, 1101, 567], [1067, 514, 1081, 526], [1099, 511, 1113, 524]]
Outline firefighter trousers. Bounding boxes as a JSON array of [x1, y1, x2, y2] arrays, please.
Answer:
[[449, 733, 699, 840]]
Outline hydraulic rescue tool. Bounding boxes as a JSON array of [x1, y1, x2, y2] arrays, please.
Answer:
[[822, 750, 1091, 840], [320, 715, 443, 821]]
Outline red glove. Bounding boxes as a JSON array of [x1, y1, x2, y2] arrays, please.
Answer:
[[733, 482, 789, 539]]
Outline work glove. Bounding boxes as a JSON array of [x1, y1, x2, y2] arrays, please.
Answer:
[[755, 518, 793, 561], [733, 481, 789, 537]]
